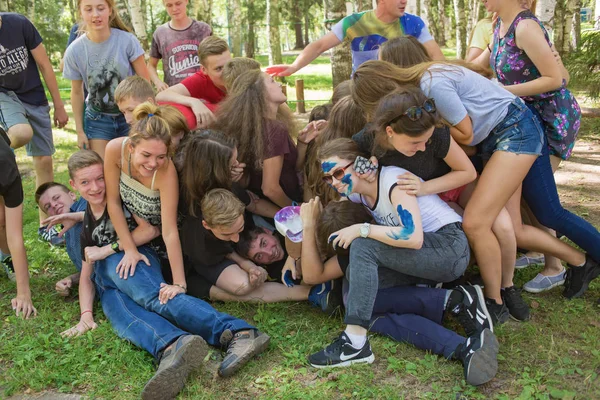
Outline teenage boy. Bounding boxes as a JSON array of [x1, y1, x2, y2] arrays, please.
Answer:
[[0, 13, 69, 236], [0, 127, 36, 318], [35, 182, 88, 296], [269, 0, 444, 76], [148, 0, 212, 91], [64, 151, 269, 398], [156, 36, 231, 128]]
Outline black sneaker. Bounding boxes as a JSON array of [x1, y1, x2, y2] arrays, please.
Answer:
[[141, 335, 208, 400], [219, 329, 270, 377], [38, 225, 65, 246], [484, 298, 510, 327], [454, 328, 499, 386], [1, 255, 15, 282], [448, 285, 493, 337], [308, 332, 374, 368], [563, 255, 600, 299], [308, 279, 343, 316], [501, 286, 530, 321]]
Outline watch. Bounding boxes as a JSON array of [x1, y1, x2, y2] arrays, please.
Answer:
[[110, 241, 120, 252], [359, 223, 371, 238]]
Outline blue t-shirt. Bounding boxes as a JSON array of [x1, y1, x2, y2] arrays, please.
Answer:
[[331, 11, 433, 73], [65, 197, 88, 272], [0, 13, 47, 106]]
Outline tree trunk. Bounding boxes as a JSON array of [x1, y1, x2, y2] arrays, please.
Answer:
[[453, 0, 466, 58], [141, 0, 148, 30], [128, 0, 148, 50], [416, 0, 421, 16], [116, 0, 132, 30], [571, 0, 581, 50], [324, 0, 352, 86], [228, 0, 242, 56], [293, 1, 305, 49], [536, 0, 557, 34], [424, 0, 443, 45], [267, 0, 283, 65], [245, 0, 256, 58], [596, 0, 600, 22], [304, 13, 310, 45], [191, 0, 212, 25]]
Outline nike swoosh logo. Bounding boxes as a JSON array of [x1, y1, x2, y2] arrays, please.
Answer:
[[339, 349, 362, 361]]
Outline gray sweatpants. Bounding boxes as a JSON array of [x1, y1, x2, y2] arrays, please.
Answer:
[[345, 222, 470, 328]]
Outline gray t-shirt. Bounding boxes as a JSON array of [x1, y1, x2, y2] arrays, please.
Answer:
[[150, 20, 212, 86], [63, 28, 145, 114], [419, 64, 516, 146]]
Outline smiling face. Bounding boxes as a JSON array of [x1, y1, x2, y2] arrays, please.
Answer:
[[79, 0, 112, 33], [129, 139, 169, 179], [386, 125, 434, 157], [246, 229, 285, 265], [70, 164, 106, 206], [320, 156, 357, 197], [203, 214, 245, 243], [263, 73, 287, 105], [38, 186, 77, 217]]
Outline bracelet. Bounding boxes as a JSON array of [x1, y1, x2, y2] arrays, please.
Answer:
[[81, 310, 92, 316], [173, 283, 187, 293]]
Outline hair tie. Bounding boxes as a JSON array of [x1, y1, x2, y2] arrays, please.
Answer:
[[147, 113, 154, 117]]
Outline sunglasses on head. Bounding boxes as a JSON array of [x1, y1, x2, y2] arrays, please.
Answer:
[[322, 162, 353, 185], [386, 98, 436, 126]]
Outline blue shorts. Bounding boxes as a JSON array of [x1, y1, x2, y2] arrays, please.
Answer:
[[84, 107, 129, 141], [478, 97, 544, 160]]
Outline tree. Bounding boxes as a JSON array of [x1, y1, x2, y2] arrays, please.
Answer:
[[228, 0, 242, 56], [267, 0, 283, 65], [425, 0, 445, 46], [571, 0, 582, 49], [292, 1, 304, 49], [190, 0, 213, 25], [453, 0, 467, 58], [128, 0, 148, 50], [535, 0, 557, 32], [324, 0, 352, 87]]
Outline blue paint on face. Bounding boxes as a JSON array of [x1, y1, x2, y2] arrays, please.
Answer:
[[321, 161, 336, 173], [385, 205, 415, 240], [341, 173, 353, 196]]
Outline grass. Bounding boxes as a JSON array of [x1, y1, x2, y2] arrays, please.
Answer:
[[5, 52, 600, 399]]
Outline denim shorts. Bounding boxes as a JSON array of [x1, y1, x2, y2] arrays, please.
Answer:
[[478, 97, 544, 160], [84, 107, 129, 141]]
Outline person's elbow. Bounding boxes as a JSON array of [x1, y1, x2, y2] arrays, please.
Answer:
[[262, 182, 282, 200], [302, 273, 325, 285], [548, 75, 563, 91], [465, 167, 477, 184], [409, 236, 424, 250]]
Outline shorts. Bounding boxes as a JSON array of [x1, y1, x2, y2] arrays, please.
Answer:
[[184, 258, 236, 299], [439, 184, 467, 204], [84, 107, 129, 141], [0, 172, 24, 208], [0, 91, 54, 157], [478, 97, 544, 160]]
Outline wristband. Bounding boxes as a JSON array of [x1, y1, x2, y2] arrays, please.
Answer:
[[173, 283, 187, 293], [81, 310, 92, 316], [110, 241, 120, 252]]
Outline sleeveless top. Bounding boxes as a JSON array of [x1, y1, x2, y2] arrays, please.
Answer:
[[119, 138, 162, 227], [490, 10, 580, 160]]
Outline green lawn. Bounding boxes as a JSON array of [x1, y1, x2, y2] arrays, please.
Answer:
[[5, 53, 600, 399]]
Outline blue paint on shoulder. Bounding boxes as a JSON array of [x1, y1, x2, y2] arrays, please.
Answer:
[[385, 205, 415, 240], [321, 161, 336, 173]]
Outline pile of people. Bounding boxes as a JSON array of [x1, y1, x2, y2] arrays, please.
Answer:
[[1, 0, 598, 398]]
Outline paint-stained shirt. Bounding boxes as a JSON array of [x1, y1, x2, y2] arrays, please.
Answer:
[[331, 11, 433, 73], [348, 166, 460, 232]]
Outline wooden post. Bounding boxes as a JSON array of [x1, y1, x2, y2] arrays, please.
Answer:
[[295, 79, 305, 114]]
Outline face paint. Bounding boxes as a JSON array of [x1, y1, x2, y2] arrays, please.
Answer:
[[321, 161, 336, 173], [385, 204, 415, 240], [341, 173, 353, 196]]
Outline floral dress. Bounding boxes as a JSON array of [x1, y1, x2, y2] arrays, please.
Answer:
[[490, 10, 580, 160]]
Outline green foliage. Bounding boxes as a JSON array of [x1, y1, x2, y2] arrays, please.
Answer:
[[565, 30, 600, 99]]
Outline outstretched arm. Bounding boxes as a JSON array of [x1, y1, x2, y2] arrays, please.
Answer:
[[271, 32, 342, 76]]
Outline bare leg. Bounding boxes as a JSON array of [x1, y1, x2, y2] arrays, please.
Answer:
[[463, 152, 537, 304], [209, 282, 311, 303], [89, 139, 109, 160], [7, 124, 33, 149], [32, 155, 53, 224]]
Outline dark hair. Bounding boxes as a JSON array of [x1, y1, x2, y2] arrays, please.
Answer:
[[180, 130, 237, 217], [236, 227, 264, 259], [67, 150, 103, 180], [35, 182, 71, 206], [331, 80, 353, 105], [316, 201, 371, 259], [380, 36, 431, 68], [309, 104, 332, 122], [318, 138, 368, 163]]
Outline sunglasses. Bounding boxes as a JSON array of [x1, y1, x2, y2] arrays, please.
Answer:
[[386, 98, 437, 126], [322, 162, 353, 184]]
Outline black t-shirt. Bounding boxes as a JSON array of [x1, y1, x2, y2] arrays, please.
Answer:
[[336, 251, 350, 276], [353, 126, 452, 181], [180, 185, 251, 273], [0, 130, 23, 208], [0, 13, 47, 106], [80, 203, 137, 260]]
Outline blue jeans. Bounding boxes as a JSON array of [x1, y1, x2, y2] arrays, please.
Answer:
[[371, 286, 464, 359], [84, 108, 129, 141], [95, 246, 253, 347], [522, 135, 600, 262]]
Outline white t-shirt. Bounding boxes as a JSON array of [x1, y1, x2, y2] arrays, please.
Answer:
[[349, 166, 461, 232], [419, 64, 516, 146]]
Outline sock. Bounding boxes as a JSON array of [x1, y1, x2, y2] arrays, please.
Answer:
[[445, 289, 463, 314], [344, 331, 366, 348]]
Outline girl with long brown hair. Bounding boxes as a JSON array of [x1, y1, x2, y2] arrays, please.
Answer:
[[63, 0, 149, 159]]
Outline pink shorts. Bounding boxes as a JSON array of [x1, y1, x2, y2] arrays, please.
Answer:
[[439, 185, 467, 204]]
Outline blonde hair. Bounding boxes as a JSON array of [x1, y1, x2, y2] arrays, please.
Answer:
[[201, 189, 245, 227], [159, 105, 189, 139], [68, 150, 103, 180], [222, 57, 261, 90], [77, 0, 131, 33], [198, 36, 229, 65], [115, 76, 155, 104], [130, 102, 174, 156]]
